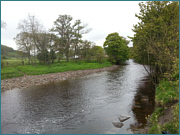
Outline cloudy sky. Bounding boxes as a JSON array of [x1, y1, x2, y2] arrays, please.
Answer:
[[1, 1, 141, 50]]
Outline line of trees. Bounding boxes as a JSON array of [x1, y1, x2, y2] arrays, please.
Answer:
[[14, 14, 106, 65], [130, 1, 179, 84]]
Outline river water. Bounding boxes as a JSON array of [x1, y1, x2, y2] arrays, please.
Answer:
[[1, 59, 155, 134]]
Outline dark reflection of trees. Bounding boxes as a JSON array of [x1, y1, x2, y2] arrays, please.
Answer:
[[131, 76, 155, 129]]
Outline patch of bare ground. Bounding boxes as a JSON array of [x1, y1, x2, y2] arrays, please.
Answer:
[[158, 104, 174, 125]]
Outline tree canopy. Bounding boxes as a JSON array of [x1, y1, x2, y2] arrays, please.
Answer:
[[51, 14, 91, 62], [103, 32, 129, 64], [130, 1, 179, 82]]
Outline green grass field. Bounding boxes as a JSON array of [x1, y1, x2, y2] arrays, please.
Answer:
[[1, 59, 112, 80]]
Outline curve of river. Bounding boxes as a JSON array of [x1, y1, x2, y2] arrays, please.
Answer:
[[1, 59, 155, 134]]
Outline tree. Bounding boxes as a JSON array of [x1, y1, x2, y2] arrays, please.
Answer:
[[37, 50, 49, 64], [72, 20, 91, 61], [130, 1, 179, 82], [79, 40, 95, 62], [54, 37, 65, 61], [51, 14, 91, 62], [49, 49, 57, 64], [15, 14, 57, 65], [103, 32, 129, 64], [14, 32, 33, 63], [92, 46, 105, 63], [51, 15, 73, 62], [15, 14, 44, 64]]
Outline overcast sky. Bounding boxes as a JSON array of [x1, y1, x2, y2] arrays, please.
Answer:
[[1, 1, 141, 50]]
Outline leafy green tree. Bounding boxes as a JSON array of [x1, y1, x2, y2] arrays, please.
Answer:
[[130, 1, 179, 82], [51, 15, 74, 62], [79, 40, 95, 62], [103, 32, 129, 64], [51, 15, 91, 62], [92, 46, 105, 63]]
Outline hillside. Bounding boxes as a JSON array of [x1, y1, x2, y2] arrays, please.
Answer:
[[1, 45, 18, 58], [1, 45, 19, 58]]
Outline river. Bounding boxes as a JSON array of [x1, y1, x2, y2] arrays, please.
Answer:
[[1, 59, 155, 134]]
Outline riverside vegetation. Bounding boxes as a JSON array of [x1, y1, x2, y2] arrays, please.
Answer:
[[130, 1, 179, 134], [1, 58, 112, 80]]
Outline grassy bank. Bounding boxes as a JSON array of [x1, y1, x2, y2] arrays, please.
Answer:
[[148, 80, 179, 134], [1, 59, 112, 80]]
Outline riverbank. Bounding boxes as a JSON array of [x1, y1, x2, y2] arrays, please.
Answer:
[[1, 60, 113, 80], [132, 79, 179, 134], [134, 102, 178, 134], [1, 65, 119, 91]]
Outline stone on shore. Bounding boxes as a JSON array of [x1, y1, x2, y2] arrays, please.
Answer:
[[1, 65, 119, 91], [112, 121, 124, 128], [118, 115, 131, 122]]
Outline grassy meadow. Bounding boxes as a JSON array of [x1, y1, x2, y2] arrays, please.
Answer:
[[1, 58, 112, 80]]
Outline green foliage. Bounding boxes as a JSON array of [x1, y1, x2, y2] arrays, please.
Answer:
[[37, 50, 49, 64], [149, 103, 179, 134], [149, 79, 179, 134], [1, 58, 5, 68], [1, 55, 7, 59], [1, 59, 30, 68], [103, 32, 129, 64], [1, 67, 24, 79], [1, 59, 112, 79], [155, 80, 178, 106], [1, 45, 19, 59], [149, 123, 161, 134], [161, 103, 179, 134], [148, 107, 162, 134], [51, 15, 90, 62], [130, 1, 179, 80], [162, 121, 179, 134], [131, 3, 179, 133], [150, 107, 163, 122], [91, 46, 105, 63], [50, 49, 57, 63]]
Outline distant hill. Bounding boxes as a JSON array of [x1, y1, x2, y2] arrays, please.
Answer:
[[1, 45, 29, 59], [1, 44, 15, 53], [1, 44, 18, 58]]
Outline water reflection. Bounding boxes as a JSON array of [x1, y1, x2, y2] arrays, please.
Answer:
[[1, 59, 155, 134], [131, 76, 155, 129]]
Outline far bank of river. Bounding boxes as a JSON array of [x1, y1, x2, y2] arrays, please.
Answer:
[[1, 65, 119, 91]]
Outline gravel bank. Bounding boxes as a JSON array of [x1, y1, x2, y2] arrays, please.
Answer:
[[1, 65, 119, 91]]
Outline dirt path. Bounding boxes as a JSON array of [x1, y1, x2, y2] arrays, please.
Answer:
[[1, 65, 119, 91]]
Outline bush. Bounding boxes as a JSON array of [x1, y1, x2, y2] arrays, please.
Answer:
[[155, 80, 178, 106]]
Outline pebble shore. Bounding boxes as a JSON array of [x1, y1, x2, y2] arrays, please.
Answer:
[[1, 65, 119, 91]]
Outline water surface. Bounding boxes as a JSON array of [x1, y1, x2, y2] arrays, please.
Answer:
[[1, 59, 155, 134]]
